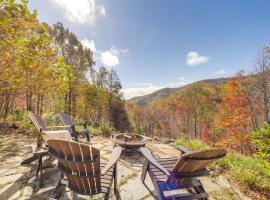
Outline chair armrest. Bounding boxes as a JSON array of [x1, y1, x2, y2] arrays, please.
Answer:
[[71, 123, 88, 130], [175, 146, 191, 154], [101, 147, 122, 175], [140, 147, 170, 176]]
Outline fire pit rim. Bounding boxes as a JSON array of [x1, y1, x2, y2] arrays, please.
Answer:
[[111, 133, 150, 147]]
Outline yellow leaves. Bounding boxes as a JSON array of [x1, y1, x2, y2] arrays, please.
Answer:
[[0, 0, 74, 97]]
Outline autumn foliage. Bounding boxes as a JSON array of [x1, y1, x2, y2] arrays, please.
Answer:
[[127, 73, 268, 154], [216, 76, 254, 152], [0, 0, 130, 132]]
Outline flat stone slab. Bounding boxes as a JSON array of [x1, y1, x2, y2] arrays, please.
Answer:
[[0, 174, 24, 185], [0, 133, 251, 200]]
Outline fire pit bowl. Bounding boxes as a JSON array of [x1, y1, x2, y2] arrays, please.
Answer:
[[111, 133, 150, 149]]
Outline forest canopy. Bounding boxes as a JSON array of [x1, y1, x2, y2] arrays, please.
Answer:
[[0, 0, 130, 131]]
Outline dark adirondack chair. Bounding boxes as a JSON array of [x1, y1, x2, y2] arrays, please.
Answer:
[[21, 112, 71, 183], [58, 112, 90, 142], [140, 146, 227, 200], [47, 139, 122, 200]]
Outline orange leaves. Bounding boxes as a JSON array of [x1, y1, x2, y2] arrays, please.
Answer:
[[216, 76, 254, 151]]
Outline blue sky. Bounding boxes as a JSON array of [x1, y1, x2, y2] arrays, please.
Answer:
[[28, 0, 270, 99]]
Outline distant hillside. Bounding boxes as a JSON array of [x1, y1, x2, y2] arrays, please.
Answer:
[[129, 77, 230, 107]]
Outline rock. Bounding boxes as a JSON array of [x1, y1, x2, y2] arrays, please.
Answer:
[[216, 175, 231, 189], [0, 167, 29, 176], [9, 190, 21, 200], [0, 174, 23, 185], [199, 177, 221, 192], [119, 171, 154, 200], [23, 185, 33, 196]]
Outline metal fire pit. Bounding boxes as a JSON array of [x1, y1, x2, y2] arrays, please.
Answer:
[[111, 133, 150, 149]]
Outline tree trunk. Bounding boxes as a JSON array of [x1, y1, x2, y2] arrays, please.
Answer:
[[37, 93, 40, 115], [194, 111, 197, 139], [40, 95, 44, 115], [26, 91, 33, 111], [67, 88, 72, 115]]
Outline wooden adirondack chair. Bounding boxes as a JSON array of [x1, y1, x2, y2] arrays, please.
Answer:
[[27, 112, 71, 147], [47, 139, 122, 200], [140, 146, 227, 200], [21, 112, 71, 183], [58, 112, 90, 142]]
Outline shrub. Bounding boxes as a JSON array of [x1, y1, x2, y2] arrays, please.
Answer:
[[215, 153, 270, 194], [174, 136, 209, 150], [99, 123, 115, 137], [252, 122, 270, 161], [6, 111, 35, 133], [89, 126, 102, 136]]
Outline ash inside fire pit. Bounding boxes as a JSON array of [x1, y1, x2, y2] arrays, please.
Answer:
[[112, 133, 149, 149]]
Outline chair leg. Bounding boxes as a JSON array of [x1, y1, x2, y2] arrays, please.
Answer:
[[141, 160, 148, 185], [36, 156, 42, 178], [113, 163, 118, 195], [50, 180, 66, 200], [141, 160, 154, 194], [104, 190, 110, 200], [86, 132, 90, 141], [192, 179, 208, 200]]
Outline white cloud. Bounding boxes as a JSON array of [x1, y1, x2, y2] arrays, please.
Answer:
[[109, 46, 129, 56], [81, 39, 96, 52], [98, 5, 106, 16], [122, 77, 190, 99], [122, 84, 163, 100], [100, 51, 120, 67], [99, 46, 128, 68], [186, 51, 209, 66], [80, 42, 128, 68], [51, 0, 105, 24]]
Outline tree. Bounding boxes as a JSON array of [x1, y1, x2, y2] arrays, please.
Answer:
[[0, 0, 72, 119], [255, 46, 270, 122], [49, 22, 94, 116], [107, 69, 122, 123], [216, 76, 253, 153]]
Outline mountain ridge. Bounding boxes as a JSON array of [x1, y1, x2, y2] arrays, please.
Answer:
[[128, 77, 230, 107]]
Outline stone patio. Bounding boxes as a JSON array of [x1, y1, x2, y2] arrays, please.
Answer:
[[0, 133, 250, 200]]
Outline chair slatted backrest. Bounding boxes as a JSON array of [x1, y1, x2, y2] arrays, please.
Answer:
[[28, 112, 47, 132], [47, 139, 101, 195], [172, 148, 227, 174], [58, 113, 74, 134]]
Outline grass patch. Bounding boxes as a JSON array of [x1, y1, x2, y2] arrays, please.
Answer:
[[212, 153, 270, 194]]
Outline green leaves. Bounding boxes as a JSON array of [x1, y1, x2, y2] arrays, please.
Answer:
[[252, 122, 270, 161]]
